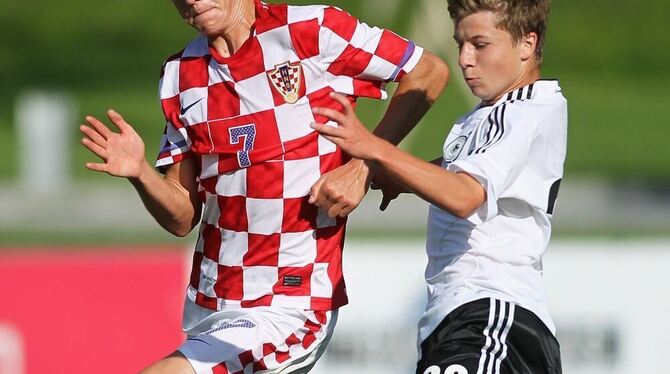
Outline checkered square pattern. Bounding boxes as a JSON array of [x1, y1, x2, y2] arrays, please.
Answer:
[[155, 0, 423, 311], [191, 310, 331, 374]]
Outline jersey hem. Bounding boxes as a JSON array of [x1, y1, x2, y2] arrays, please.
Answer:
[[186, 287, 347, 312], [419, 291, 556, 346]]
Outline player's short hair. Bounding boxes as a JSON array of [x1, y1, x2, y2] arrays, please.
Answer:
[[446, 0, 551, 62]]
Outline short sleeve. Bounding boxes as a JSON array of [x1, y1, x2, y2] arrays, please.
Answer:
[[155, 58, 192, 172], [155, 121, 191, 171], [447, 103, 535, 221], [318, 7, 424, 83]]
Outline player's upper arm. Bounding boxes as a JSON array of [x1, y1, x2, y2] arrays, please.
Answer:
[[448, 103, 536, 220], [396, 49, 450, 104], [404, 50, 450, 83], [450, 171, 487, 219]]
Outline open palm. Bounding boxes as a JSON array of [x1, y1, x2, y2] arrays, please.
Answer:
[[80, 109, 147, 178]]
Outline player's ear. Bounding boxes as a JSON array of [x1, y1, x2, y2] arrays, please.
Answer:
[[519, 32, 538, 61]]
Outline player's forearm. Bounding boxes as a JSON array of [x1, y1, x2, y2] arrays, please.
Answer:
[[370, 140, 484, 219], [129, 161, 200, 237], [372, 50, 449, 145], [350, 52, 448, 193], [430, 157, 444, 166], [319, 53, 448, 201]]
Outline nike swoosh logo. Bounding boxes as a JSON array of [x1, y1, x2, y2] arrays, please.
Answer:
[[187, 337, 212, 346], [180, 98, 203, 115]]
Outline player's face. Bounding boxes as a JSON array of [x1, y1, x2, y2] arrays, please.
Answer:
[[454, 11, 535, 105], [171, 0, 248, 36]]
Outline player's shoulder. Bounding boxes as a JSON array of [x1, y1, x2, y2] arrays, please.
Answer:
[[510, 80, 566, 108], [283, 3, 358, 27], [158, 35, 208, 85], [161, 35, 208, 65], [177, 35, 210, 61], [284, 3, 331, 23], [499, 80, 566, 121], [258, 1, 345, 24]]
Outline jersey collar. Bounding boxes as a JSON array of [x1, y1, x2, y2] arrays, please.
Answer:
[[492, 79, 560, 107]]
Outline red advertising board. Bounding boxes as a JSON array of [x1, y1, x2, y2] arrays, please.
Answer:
[[0, 247, 189, 374]]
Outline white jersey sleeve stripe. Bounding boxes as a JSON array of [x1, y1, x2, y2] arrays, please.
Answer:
[[473, 104, 507, 155]]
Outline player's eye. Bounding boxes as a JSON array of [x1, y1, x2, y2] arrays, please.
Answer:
[[474, 43, 489, 49]]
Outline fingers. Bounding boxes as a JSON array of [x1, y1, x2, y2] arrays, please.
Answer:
[[338, 204, 354, 217], [107, 109, 134, 134], [328, 202, 351, 218], [85, 162, 108, 173], [311, 181, 351, 218], [379, 195, 392, 211], [309, 176, 326, 204], [311, 91, 353, 124], [80, 124, 107, 148], [85, 115, 113, 140], [312, 106, 346, 125], [328, 92, 354, 116], [310, 121, 341, 137], [81, 137, 107, 160], [309, 123, 345, 151]]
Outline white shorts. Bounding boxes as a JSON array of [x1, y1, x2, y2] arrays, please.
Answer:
[[178, 307, 338, 374]]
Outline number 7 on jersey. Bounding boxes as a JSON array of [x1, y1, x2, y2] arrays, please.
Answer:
[[228, 124, 257, 168]]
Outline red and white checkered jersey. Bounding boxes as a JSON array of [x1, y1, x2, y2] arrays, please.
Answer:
[[155, 0, 424, 312]]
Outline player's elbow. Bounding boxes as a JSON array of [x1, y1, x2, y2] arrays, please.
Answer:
[[432, 53, 450, 89], [169, 226, 194, 238], [160, 212, 200, 237], [161, 222, 192, 237], [420, 51, 450, 93], [450, 201, 481, 220], [436, 186, 486, 219]]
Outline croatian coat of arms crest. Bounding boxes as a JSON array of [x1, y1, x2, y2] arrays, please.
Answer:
[[268, 61, 302, 104]]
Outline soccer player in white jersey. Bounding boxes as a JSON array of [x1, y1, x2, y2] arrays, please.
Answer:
[[79, 0, 448, 373], [311, 0, 565, 373]]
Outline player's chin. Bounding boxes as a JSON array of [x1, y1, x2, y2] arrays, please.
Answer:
[[474, 91, 499, 105], [467, 85, 487, 99], [193, 15, 225, 35], [195, 23, 220, 36]]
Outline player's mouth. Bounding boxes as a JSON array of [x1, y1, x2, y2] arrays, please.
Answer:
[[193, 7, 216, 19], [465, 77, 479, 85]]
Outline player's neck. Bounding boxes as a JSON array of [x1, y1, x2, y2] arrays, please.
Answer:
[[209, 1, 256, 58], [483, 66, 541, 107]]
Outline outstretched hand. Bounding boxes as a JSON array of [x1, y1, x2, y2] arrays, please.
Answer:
[[80, 109, 148, 179], [310, 92, 385, 161]]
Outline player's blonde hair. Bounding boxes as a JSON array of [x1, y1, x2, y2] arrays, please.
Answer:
[[446, 0, 551, 62]]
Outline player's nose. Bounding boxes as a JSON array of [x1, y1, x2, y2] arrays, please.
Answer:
[[458, 46, 475, 69]]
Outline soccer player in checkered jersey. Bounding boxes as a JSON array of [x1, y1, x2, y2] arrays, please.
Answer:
[[311, 0, 565, 373], [79, 0, 448, 373]]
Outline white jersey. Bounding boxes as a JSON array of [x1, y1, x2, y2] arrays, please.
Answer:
[[418, 80, 567, 345]]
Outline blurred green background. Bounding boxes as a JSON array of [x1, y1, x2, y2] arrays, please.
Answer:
[[1, 0, 669, 244]]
